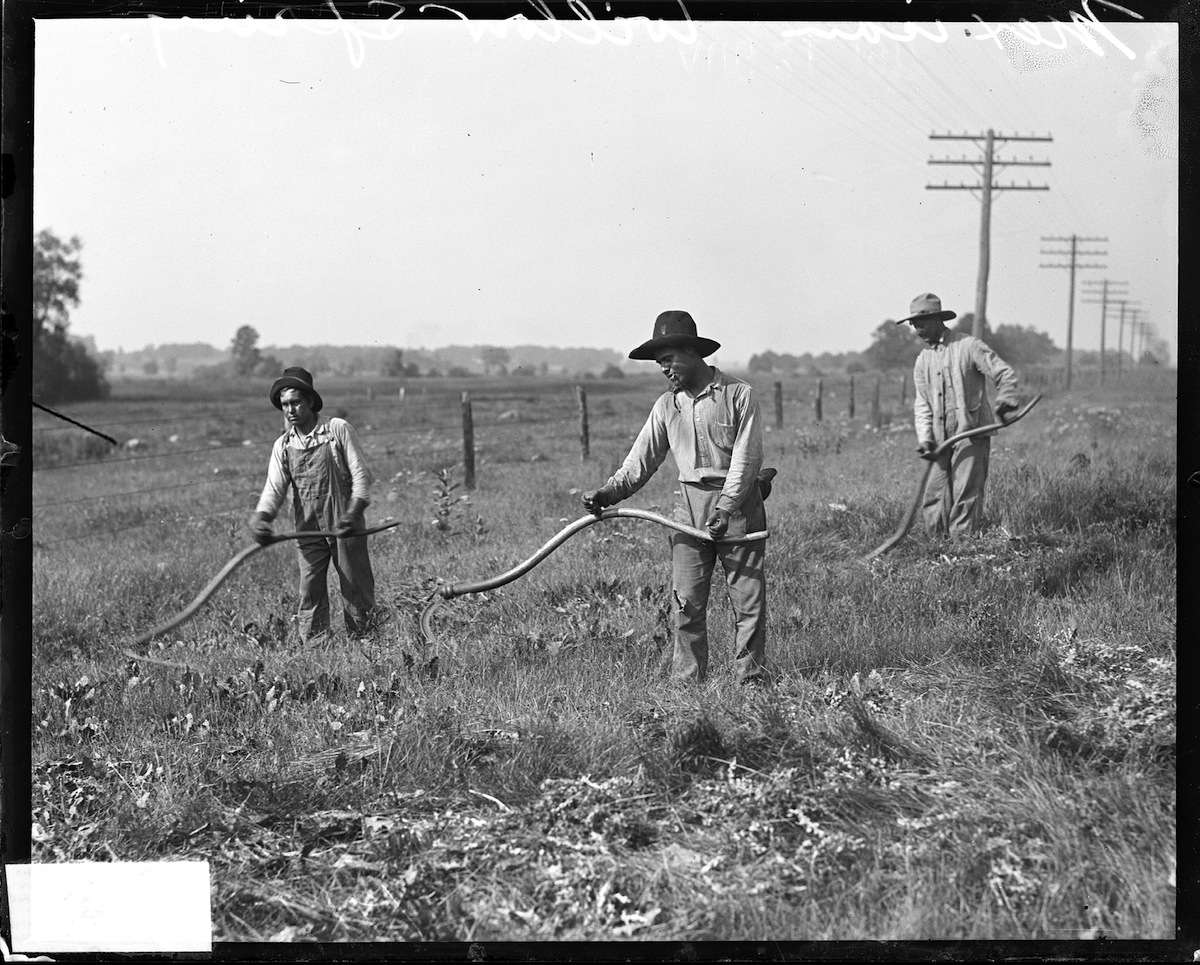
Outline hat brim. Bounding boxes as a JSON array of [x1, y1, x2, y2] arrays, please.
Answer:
[[629, 335, 721, 361], [270, 377, 324, 413], [897, 310, 956, 325]]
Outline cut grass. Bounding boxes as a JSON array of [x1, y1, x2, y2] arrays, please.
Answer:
[[31, 371, 1176, 942]]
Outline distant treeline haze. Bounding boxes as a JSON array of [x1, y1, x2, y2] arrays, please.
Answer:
[[88, 313, 1166, 382]]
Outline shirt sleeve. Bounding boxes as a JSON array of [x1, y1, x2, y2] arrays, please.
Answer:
[[912, 354, 934, 446], [605, 395, 671, 500], [332, 419, 373, 504], [716, 383, 763, 514], [255, 436, 290, 519], [972, 339, 1020, 407]]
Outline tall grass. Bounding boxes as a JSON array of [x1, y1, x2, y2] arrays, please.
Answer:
[[30, 372, 1176, 943]]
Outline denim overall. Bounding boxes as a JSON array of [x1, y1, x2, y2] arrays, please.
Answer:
[[284, 436, 375, 641]]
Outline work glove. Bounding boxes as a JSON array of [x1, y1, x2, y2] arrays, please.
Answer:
[[336, 498, 368, 537], [917, 441, 938, 462], [707, 508, 731, 539], [757, 468, 778, 502], [248, 511, 274, 546], [995, 400, 1018, 423], [581, 487, 617, 515]]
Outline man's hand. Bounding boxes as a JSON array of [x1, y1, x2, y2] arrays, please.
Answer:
[[248, 511, 274, 546], [707, 508, 731, 538], [995, 400, 1018, 423], [581, 488, 614, 515], [917, 441, 938, 462], [336, 498, 368, 537]]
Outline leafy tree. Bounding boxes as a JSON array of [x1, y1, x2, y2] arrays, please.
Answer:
[[988, 325, 1059, 366], [33, 229, 82, 341], [142, 360, 159, 376], [864, 320, 917, 371], [35, 329, 112, 403], [482, 346, 510, 376], [748, 351, 778, 373], [230, 325, 263, 376], [748, 350, 802, 374], [600, 363, 625, 379], [383, 349, 407, 378], [32, 229, 110, 403]]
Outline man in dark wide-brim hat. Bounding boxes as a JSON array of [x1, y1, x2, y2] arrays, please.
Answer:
[[897, 292, 1021, 537], [248, 366, 379, 642], [581, 311, 772, 686]]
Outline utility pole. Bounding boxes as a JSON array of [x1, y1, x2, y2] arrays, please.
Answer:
[[1081, 278, 1128, 385], [1131, 310, 1152, 366], [928, 130, 1052, 337], [1040, 235, 1107, 391], [1113, 299, 1141, 379]]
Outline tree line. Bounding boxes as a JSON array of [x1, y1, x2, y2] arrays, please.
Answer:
[[33, 227, 1170, 404], [748, 316, 1060, 376]]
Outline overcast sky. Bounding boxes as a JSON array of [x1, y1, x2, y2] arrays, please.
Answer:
[[34, 12, 1177, 367]]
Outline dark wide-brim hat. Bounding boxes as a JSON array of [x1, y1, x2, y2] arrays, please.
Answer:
[[270, 367, 323, 413], [629, 310, 721, 360], [896, 292, 957, 325]]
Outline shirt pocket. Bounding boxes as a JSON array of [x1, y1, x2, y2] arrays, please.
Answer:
[[712, 421, 737, 452]]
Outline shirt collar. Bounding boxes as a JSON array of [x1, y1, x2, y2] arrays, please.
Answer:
[[673, 366, 723, 400], [285, 416, 328, 443]]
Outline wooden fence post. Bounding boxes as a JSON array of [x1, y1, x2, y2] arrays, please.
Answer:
[[848, 375, 856, 419], [900, 374, 907, 407], [774, 381, 783, 430], [399, 385, 406, 403], [815, 379, 823, 423], [576, 385, 590, 460], [461, 391, 476, 490], [871, 377, 881, 429]]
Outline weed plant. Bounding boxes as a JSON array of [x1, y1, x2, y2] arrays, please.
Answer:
[[30, 371, 1176, 943]]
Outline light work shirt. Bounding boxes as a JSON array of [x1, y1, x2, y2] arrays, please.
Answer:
[[913, 330, 1020, 447], [255, 416, 372, 520], [604, 367, 763, 514]]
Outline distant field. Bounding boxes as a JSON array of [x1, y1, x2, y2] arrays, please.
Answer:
[[31, 369, 1176, 942]]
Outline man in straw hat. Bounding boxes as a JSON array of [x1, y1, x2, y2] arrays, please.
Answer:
[[248, 367, 379, 642], [581, 311, 771, 686], [897, 293, 1021, 538]]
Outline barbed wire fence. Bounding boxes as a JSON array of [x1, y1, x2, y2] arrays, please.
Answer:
[[32, 367, 1085, 549]]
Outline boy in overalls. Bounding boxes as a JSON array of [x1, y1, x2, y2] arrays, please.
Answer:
[[249, 367, 377, 642]]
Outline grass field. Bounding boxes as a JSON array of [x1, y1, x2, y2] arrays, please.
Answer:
[[30, 367, 1176, 944]]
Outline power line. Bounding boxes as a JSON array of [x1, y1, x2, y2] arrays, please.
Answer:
[[1080, 279, 1129, 383], [709, 24, 930, 169], [37, 474, 254, 509], [928, 130, 1053, 336], [34, 505, 251, 549], [1039, 235, 1108, 390], [32, 412, 572, 472]]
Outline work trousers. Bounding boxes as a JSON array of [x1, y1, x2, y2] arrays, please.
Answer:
[[285, 438, 377, 642], [922, 436, 991, 538], [669, 482, 768, 685], [295, 529, 376, 641]]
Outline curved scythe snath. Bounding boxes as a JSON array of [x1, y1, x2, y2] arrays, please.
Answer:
[[419, 508, 769, 645], [862, 394, 1043, 562]]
